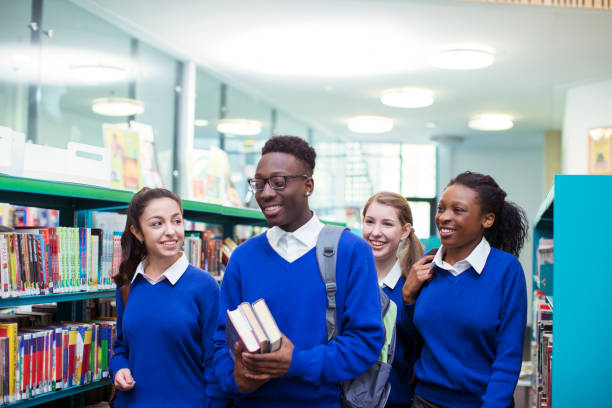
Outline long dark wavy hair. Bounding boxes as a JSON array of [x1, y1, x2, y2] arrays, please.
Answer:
[[363, 191, 424, 279], [113, 187, 183, 287], [448, 171, 528, 257]]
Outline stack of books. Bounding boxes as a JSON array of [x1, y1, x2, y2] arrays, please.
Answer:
[[226, 299, 281, 357]]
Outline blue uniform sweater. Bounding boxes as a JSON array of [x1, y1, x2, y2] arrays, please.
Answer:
[[110, 264, 220, 408], [213, 231, 384, 408], [407, 248, 527, 408], [383, 276, 418, 405]]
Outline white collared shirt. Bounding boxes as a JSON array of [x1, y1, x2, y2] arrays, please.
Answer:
[[266, 213, 325, 263], [432, 237, 491, 277], [131, 252, 189, 285], [379, 260, 402, 289]]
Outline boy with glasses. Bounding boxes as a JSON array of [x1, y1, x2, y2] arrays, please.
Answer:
[[211, 136, 384, 407]]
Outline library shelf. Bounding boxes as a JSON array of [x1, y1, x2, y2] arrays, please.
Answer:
[[0, 290, 115, 308], [2, 379, 111, 408], [532, 175, 612, 408]]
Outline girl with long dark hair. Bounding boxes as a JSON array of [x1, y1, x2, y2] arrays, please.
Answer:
[[403, 172, 528, 408], [110, 188, 220, 407]]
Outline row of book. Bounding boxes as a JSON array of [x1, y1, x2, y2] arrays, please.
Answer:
[[531, 290, 552, 408], [0, 204, 60, 229], [184, 232, 238, 278], [0, 227, 119, 297], [0, 319, 116, 404]]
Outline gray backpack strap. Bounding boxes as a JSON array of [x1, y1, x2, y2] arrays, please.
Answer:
[[316, 225, 347, 341]]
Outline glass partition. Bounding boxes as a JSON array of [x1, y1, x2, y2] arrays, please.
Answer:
[[0, 0, 36, 134]]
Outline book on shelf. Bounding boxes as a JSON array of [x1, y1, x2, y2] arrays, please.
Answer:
[[0, 227, 118, 298], [225, 298, 281, 359], [0, 316, 116, 403], [0, 204, 59, 229], [184, 230, 232, 279]]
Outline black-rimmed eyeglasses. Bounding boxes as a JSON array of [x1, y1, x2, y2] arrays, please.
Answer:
[[247, 175, 308, 192]]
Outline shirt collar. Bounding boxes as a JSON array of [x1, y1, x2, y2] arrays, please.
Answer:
[[432, 237, 491, 275], [267, 213, 324, 248], [131, 252, 189, 285], [379, 260, 402, 289]]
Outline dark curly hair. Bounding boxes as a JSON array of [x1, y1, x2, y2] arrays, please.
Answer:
[[448, 171, 528, 257], [113, 187, 183, 287], [261, 136, 316, 175]]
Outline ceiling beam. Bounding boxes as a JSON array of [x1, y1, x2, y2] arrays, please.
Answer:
[[457, 0, 611, 10]]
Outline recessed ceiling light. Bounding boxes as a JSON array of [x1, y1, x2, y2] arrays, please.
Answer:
[[430, 45, 495, 70], [92, 97, 144, 116], [71, 65, 127, 83], [194, 119, 209, 127], [468, 114, 513, 131], [348, 116, 393, 134], [381, 88, 434, 108], [425, 121, 437, 129], [217, 119, 262, 136]]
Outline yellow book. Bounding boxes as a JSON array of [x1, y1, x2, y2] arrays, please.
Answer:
[[7, 234, 17, 296], [0, 323, 18, 402], [68, 329, 77, 386]]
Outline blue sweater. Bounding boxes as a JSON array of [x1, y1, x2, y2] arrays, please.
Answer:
[[383, 276, 418, 405], [213, 231, 384, 408], [110, 264, 220, 408], [407, 248, 527, 408]]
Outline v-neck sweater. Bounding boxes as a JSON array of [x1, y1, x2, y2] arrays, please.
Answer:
[[213, 231, 384, 407], [110, 264, 220, 408], [409, 247, 527, 408]]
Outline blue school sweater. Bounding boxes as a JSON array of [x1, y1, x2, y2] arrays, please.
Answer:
[[213, 231, 384, 408], [383, 276, 418, 405], [110, 264, 220, 408], [408, 248, 527, 408]]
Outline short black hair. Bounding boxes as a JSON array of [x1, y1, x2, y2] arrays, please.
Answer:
[[261, 136, 316, 175]]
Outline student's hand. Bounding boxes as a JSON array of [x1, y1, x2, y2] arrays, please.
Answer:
[[114, 368, 135, 391], [241, 333, 294, 379], [403, 255, 435, 304], [234, 342, 270, 393]]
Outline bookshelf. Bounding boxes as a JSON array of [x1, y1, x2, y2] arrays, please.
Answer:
[[532, 175, 612, 408], [2, 379, 111, 408], [0, 174, 271, 407]]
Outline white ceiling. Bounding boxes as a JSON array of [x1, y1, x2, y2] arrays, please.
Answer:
[[81, 0, 612, 147]]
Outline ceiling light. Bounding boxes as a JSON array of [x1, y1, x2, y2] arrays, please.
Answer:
[[468, 114, 514, 131], [215, 22, 419, 77], [194, 119, 209, 127], [348, 116, 393, 134], [71, 65, 127, 83], [425, 122, 437, 129], [217, 119, 262, 136], [92, 97, 144, 117], [430, 45, 495, 70], [381, 88, 434, 108]]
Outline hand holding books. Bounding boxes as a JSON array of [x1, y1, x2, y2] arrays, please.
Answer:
[[227, 298, 294, 392], [242, 332, 294, 379]]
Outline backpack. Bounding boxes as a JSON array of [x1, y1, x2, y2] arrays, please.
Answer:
[[316, 225, 397, 408]]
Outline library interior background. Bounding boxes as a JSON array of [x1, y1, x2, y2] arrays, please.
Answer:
[[0, 0, 611, 407]]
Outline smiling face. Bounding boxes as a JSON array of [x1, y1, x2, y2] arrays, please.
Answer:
[[362, 201, 410, 264], [436, 183, 494, 261], [130, 197, 184, 264], [254, 151, 314, 232]]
